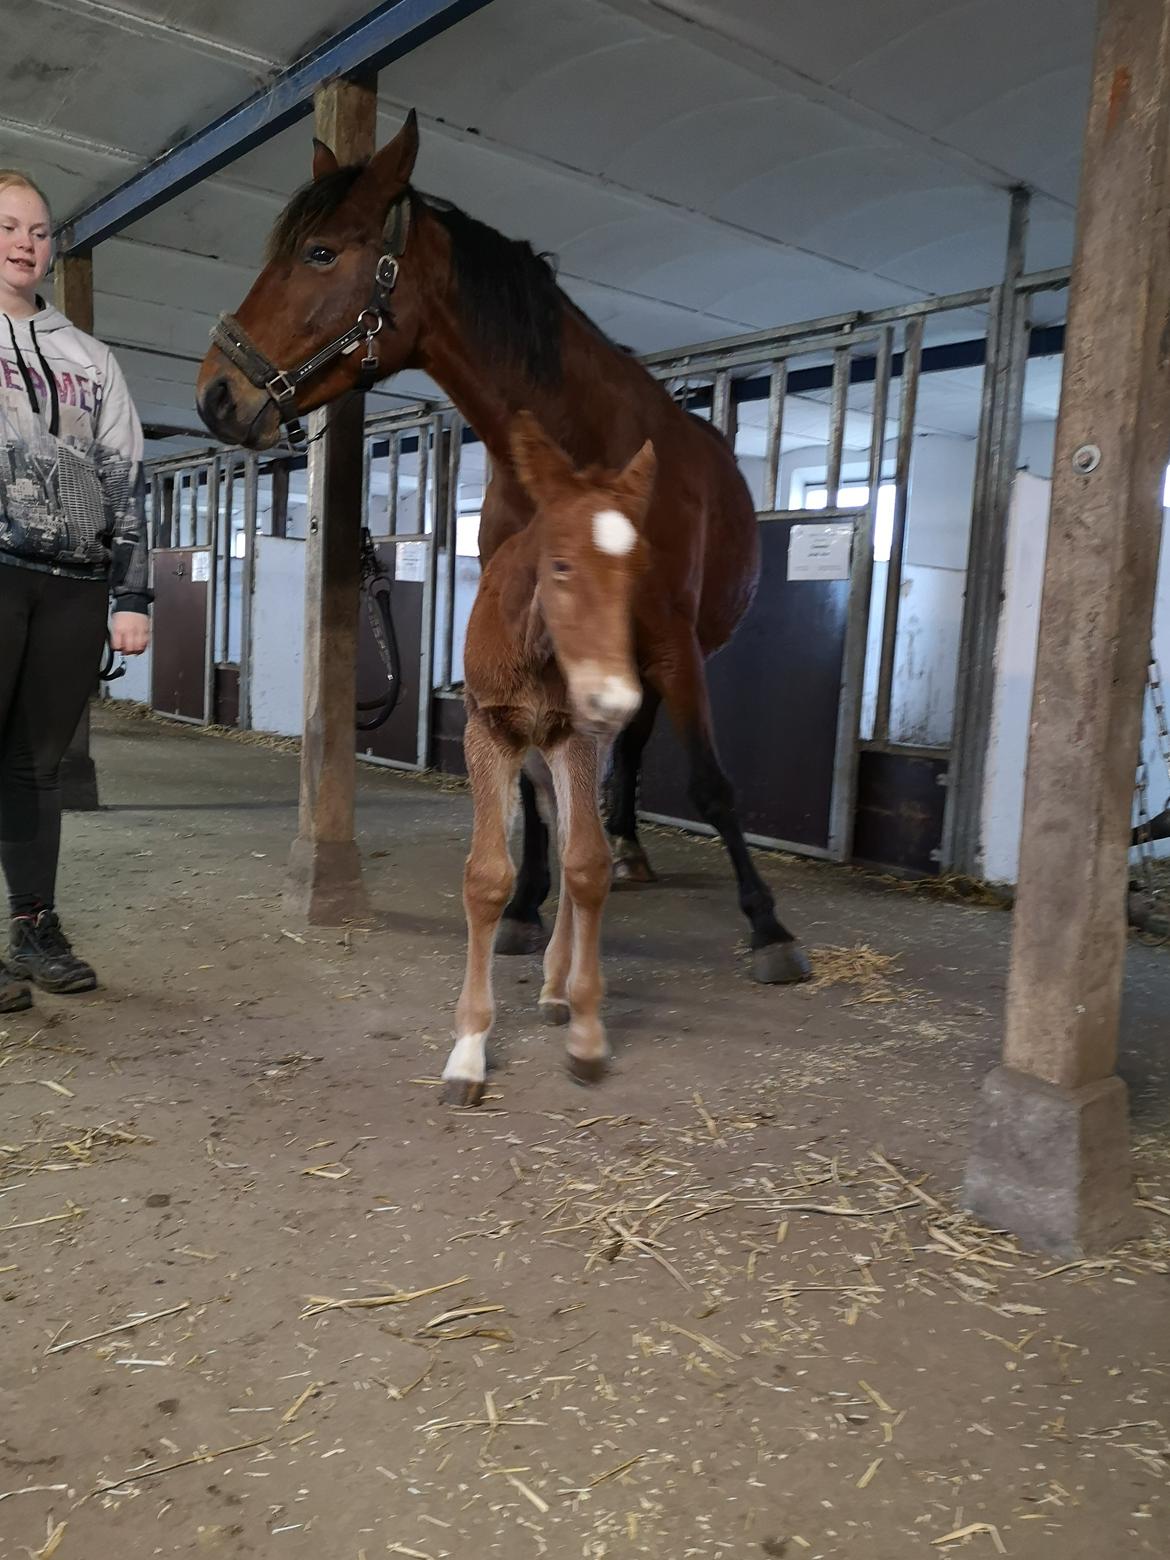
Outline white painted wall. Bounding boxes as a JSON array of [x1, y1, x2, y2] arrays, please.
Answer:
[[980, 473, 1052, 884], [981, 471, 1170, 885], [250, 535, 306, 737]]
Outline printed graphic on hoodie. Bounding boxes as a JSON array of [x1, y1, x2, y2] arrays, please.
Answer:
[[0, 302, 151, 610]]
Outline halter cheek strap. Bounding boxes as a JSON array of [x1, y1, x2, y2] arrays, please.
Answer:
[[210, 194, 412, 447]]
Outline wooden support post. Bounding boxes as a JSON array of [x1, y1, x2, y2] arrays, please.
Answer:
[[285, 76, 376, 923], [55, 252, 101, 812], [965, 0, 1170, 1255]]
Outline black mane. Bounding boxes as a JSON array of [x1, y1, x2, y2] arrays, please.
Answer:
[[265, 167, 565, 384], [426, 198, 563, 385]]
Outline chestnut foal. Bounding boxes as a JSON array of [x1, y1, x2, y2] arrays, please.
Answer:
[[442, 414, 654, 1106]]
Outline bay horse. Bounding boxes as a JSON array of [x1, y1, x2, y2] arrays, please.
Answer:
[[443, 412, 654, 1105], [195, 111, 810, 987]]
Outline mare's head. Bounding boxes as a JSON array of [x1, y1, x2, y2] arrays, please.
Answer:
[[510, 412, 655, 739], [196, 113, 425, 449]]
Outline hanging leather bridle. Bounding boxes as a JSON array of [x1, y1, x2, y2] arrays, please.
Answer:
[[209, 195, 412, 451]]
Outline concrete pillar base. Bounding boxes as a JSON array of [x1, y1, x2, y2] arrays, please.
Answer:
[[284, 838, 369, 925], [965, 1066, 1138, 1258]]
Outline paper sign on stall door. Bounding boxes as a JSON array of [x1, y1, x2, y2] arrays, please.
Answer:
[[787, 522, 854, 582]]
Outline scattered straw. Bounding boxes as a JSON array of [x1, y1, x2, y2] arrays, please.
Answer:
[[94, 1436, 272, 1496], [280, 1382, 321, 1424], [31, 1518, 67, 1559], [932, 1522, 1007, 1553], [302, 1278, 467, 1317], [46, 1302, 190, 1356]]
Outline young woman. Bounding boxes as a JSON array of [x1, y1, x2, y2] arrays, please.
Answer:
[[0, 170, 151, 1011]]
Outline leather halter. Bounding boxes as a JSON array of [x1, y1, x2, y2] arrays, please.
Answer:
[[210, 195, 412, 449]]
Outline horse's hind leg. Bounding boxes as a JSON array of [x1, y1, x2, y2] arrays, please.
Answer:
[[496, 769, 551, 955], [604, 684, 661, 886], [442, 712, 522, 1106], [651, 631, 811, 985]]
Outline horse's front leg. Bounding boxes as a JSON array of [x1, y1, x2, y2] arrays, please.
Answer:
[[442, 712, 522, 1106], [549, 735, 614, 1083]]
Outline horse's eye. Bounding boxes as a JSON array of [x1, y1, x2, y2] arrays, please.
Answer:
[[551, 558, 572, 581], [304, 245, 337, 267]]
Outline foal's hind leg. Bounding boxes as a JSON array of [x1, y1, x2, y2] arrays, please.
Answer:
[[651, 630, 810, 985], [442, 713, 522, 1106], [604, 684, 661, 886], [496, 769, 551, 955]]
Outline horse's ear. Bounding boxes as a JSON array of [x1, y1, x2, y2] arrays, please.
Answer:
[[312, 138, 339, 181], [354, 109, 420, 209], [614, 439, 657, 518], [510, 412, 576, 504]]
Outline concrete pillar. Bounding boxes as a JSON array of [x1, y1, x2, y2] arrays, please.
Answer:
[[965, 0, 1170, 1255], [55, 252, 101, 812], [284, 75, 376, 924]]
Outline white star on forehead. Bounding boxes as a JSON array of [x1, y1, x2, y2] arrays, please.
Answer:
[[592, 507, 636, 556]]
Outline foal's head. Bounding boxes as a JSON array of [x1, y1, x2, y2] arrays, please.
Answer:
[[510, 413, 655, 739]]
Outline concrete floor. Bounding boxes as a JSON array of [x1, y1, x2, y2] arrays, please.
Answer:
[[0, 702, 1167, 1560]]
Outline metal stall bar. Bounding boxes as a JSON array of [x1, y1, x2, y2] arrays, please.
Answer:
[[942, 187, 1031, 874], [711, 370, 732, 438], [871, 315, 925, 745], [827, 328, 894, 862], [762, 360, 787, 512], [201, 457, 221, 726], [387, 431, 400, 535], [824, 346, 850, 506], [218, 458, 235, 666], [440, 415, 463, 689], [238, 454, 259, 731]]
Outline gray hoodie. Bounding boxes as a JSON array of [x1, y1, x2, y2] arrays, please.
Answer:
[[0, 300, 151, 612]]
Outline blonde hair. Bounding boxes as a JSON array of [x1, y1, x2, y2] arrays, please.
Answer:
[[0, 171, 52, 222]]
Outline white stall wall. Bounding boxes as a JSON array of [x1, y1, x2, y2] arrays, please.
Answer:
[[980, 473, 1052, 885], [250, 535, 306, 737], [981, 471, 1170, 885]]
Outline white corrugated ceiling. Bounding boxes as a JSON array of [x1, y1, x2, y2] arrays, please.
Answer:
[[0, 0, 1089, 446]]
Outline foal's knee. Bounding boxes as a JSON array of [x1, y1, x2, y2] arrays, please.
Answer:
[[563, 847, 612, 911], [464, 855, 514, 917]]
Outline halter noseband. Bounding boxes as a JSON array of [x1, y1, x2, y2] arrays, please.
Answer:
[[210, 195, 412, 450]]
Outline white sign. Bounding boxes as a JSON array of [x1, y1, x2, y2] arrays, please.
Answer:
[[190, 549, 211, 582], [395, 540, 427, 583], [787, 522, 853, 582]]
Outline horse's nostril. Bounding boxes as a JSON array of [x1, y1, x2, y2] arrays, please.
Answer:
[[201, 376, 235, 427]]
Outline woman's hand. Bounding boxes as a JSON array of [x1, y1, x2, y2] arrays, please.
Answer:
[[111, 611, 151, 656]]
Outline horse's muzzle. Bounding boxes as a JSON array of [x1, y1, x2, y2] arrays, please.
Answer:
[[196, 369, 282, 450]]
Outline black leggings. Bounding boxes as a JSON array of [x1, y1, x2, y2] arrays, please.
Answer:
[[0, 564, 108, 917]]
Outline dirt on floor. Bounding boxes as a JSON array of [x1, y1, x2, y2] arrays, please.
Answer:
[[1, 702, 1169, 1560]]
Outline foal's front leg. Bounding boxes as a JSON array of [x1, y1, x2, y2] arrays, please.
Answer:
[[442, 713, 522, 1107], [548, 736, 614, 1083]]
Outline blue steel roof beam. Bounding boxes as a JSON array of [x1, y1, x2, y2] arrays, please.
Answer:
[[57, 0, 496, 253]]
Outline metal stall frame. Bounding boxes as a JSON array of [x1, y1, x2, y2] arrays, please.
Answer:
[[146, 446, 225, 727], [355, 403, 447, 773]]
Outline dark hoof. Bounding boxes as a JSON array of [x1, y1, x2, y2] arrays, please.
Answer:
[[751, 940, 812, 985], [441, 1077, 486, 1108], [610, 838, 656, 887], [567, 1053, 607, 1085], [495, 917, 547, 956], [540, 998, 571, 1026]]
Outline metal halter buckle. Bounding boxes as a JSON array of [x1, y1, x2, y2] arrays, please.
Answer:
[[375, 254, 399, 294], [266, 371, 298, 404]]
